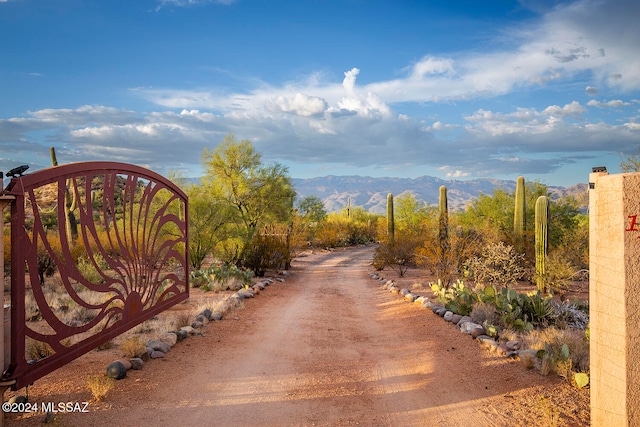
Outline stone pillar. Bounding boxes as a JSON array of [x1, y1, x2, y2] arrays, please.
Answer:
[[589, 170, 640, 426]]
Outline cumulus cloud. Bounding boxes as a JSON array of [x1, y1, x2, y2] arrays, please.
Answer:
[[269, 93, 327, 117]]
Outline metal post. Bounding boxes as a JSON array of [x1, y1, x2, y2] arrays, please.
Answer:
[[0, 173, 16, 427]]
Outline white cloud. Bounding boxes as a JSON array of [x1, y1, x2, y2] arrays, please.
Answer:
[[269, 93, 327, 117], [587, 99, 631, 108], [342, 68, 359, 93]]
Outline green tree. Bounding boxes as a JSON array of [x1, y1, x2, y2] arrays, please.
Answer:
[[201, 134, 295, 264], [394, 192, 433, 233], [297, 195, 327, 224], [184, 183, 231, 269]]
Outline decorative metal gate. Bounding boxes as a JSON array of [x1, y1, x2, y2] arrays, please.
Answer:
[[1, 162, 188, 390]]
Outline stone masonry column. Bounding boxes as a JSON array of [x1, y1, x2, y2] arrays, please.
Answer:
[[589, 170, 640, 426]]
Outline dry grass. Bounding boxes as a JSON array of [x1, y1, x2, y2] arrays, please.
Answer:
[[86, 374, 115, 401], [26, 338, 55, 361], [120, 336, 146, 358]]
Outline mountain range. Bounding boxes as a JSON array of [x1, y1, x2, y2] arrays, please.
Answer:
[[292, 175, 588, 213]]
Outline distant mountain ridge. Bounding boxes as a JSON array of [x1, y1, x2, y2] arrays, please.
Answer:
[[292, 175, 588, 213]]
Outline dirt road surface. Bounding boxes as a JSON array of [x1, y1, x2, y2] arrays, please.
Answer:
[[5, 245, 589, 426]]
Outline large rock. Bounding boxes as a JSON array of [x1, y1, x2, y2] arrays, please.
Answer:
[[106, 361, 127, 380], [129, 358, 145, 370], [146, 339, 171, 354], [456, 316, 473, 328], [159, 332, 178, 347], [459, 321, 483, 334]]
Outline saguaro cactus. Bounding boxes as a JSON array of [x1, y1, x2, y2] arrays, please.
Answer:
[[514, 176, 525, 254], [387, 193, 394, 244], [535, 195, 549, 292], [438, 185, 449, 280], [50, 146, 78, 241], [346, 197, 351, 220]]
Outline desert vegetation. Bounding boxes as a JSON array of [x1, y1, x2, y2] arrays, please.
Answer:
[[3, 136, 590, 392], [371, 178, 589, 388]]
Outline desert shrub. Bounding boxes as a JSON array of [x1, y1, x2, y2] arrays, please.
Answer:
[[536, 251, 577, 297], [519, 327, 590, 376], [77, 255, 106, 285], [26, 338, 54, 361], [87, 374, 115, 401], [464, 241, 525, 288], [552, 299, 589, 330], [416, 222, 485, 286], [120, 336, 146, 358], [373, 235, 420, 277], [242, 232, 289, 276], [314, 209, 379, 248], [470, 302, 499, 326], [190, 263, 254, 292], [95, 339, 114, 351], [172, 312, 193, 329]]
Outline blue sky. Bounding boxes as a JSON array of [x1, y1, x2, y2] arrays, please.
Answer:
[[1, 0, 639, 187]]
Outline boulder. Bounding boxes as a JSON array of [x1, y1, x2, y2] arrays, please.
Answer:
[[175, 329, 188, 342], [456, 316, 473, 328], [116, 358, 132, 370], [106, 361, 127, 380], [459, 322, 483, 334], [129, 358, 145, 370], [146, 339, 171, 354], [159, 332, 178, 347]]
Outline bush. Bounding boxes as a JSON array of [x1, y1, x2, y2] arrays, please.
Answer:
[[190, 263, 254, 292], [87, 374, 115, 401], [536, 251, 577, 296], [373, 235, 420, 277], [416, 223, 484, 286], [120, 336, 146, 358], [464, 242, 525, 288]]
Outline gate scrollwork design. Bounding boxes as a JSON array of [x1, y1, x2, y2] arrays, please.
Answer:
[[2, 162, 188, 389]]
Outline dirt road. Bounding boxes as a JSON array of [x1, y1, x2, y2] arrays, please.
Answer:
[[5, 245, 589, 426]]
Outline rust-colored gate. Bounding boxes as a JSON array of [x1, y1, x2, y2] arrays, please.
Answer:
[[0, 162, 188, 390]]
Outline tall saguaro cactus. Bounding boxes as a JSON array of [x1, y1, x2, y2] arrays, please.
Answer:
[[514, 176, 525, 254], [346, 197, 351, 220], [438, 185, 449, 280], [50, 146, 78, 241], [535, 195, 549, 292], [387, 193, 394, 245]]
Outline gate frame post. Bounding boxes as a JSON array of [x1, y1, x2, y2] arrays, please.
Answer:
[[0, 173, 16, 427]]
